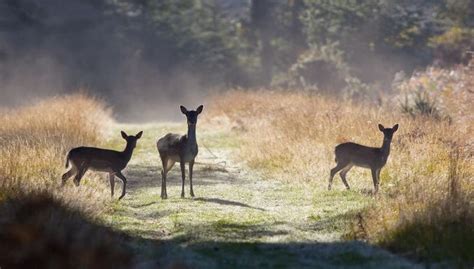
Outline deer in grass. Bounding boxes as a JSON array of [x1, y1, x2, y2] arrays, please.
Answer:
[[62, 131, 143, 200], [328, 124, 398, 194], [157, 105, 203, 199]]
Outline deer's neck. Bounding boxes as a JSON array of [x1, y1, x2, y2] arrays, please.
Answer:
[[122, 143, 135, 162], [187, 124, 197, 146], [380, 138, 392, 157]]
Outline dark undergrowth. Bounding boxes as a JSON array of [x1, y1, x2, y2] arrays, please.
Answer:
[[0, 192, 133, 269], [383, 219, 474, 266]]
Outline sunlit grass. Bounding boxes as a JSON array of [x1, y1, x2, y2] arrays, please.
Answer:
[[0, 94, 113, 216], [207, 87, 473, 263], [99, 122, 403, 267], [0, 94, 141, 267]]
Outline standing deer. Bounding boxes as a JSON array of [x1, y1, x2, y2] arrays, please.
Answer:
[[62, 131, 143, 200], [328, 124, 398, 194], [157, 105, 203, 199]]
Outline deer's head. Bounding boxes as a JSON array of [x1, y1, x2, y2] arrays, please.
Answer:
[[121, 131, 143, 149], [180, 105, 204, 125], [378, 124, 399, 141]]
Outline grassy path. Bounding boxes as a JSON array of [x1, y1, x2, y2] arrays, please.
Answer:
[[102, 123, 419, 269]]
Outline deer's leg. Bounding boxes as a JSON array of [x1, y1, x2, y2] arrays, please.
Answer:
[[189, 159, 195, 197], [375, 168, 381, 194], [116, 171, 127, 200], [371, 168, 379, 195], [340, 164, 353, 190], [180, 159, 186, 198], [161, 158, 174, 199], [73, 164, 88, 187], [160, 158, 167, 199], [329, 161, 347, 190], [109, 173, 115, 197], [61, 165, 77, 186]]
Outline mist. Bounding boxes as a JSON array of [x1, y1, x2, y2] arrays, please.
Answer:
[[1, 0, 469, 121], [0, 0, 223, 121]]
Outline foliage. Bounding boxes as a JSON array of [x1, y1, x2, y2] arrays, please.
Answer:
[[301, 0, 443, 84], [274, 41, 373, 99], [1, 0, 472, 95], [106, 0, 245, 86], [144, 0, 243, 84], [274, 42, 349, 90], [429, 26, 474, 65], [396, 61, 474, 122], [400, 90, 441, 120]]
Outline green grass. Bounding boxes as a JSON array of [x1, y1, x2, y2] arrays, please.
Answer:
[[98, 122, 419, 268]]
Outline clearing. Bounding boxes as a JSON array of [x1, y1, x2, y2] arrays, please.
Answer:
[[101, 123, 420, 269]]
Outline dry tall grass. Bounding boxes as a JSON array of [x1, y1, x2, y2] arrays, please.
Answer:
[[206, 69, 473, 262], [0, 94, 112, 216]]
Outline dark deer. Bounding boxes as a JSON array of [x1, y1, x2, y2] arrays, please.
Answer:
[[62, 131, 143, 200], [157, 105, 203, 199], [328, 124, 399, 194]]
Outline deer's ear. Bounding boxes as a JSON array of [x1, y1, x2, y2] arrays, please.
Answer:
[[180, 105, 188, 114], [392, 124, 399, 132], [196, 105, 204, 114], [378, 124, 385, 132], [121, 131, 127, 139], [135, 131, 143, 139]]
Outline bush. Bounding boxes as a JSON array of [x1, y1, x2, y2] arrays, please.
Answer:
[[430, 27, 474, 66], [396, 63, 473, 123], [274, 42, 373, 100], [400, 89, 441, 120], [274, 42, 348, 90]]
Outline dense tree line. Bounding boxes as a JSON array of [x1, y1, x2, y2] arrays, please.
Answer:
[[0, 0, 472, 102]]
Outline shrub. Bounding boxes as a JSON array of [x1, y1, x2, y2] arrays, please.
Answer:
[[430, 27, 474, 66], [396, 62, 473, 123], [400, 89, 441, 120]]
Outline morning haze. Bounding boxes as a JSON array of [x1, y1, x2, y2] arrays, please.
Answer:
[[0, 1, 472, 268]]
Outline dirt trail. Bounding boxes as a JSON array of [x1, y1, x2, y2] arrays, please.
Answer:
[[103, 123, 420, 269]]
